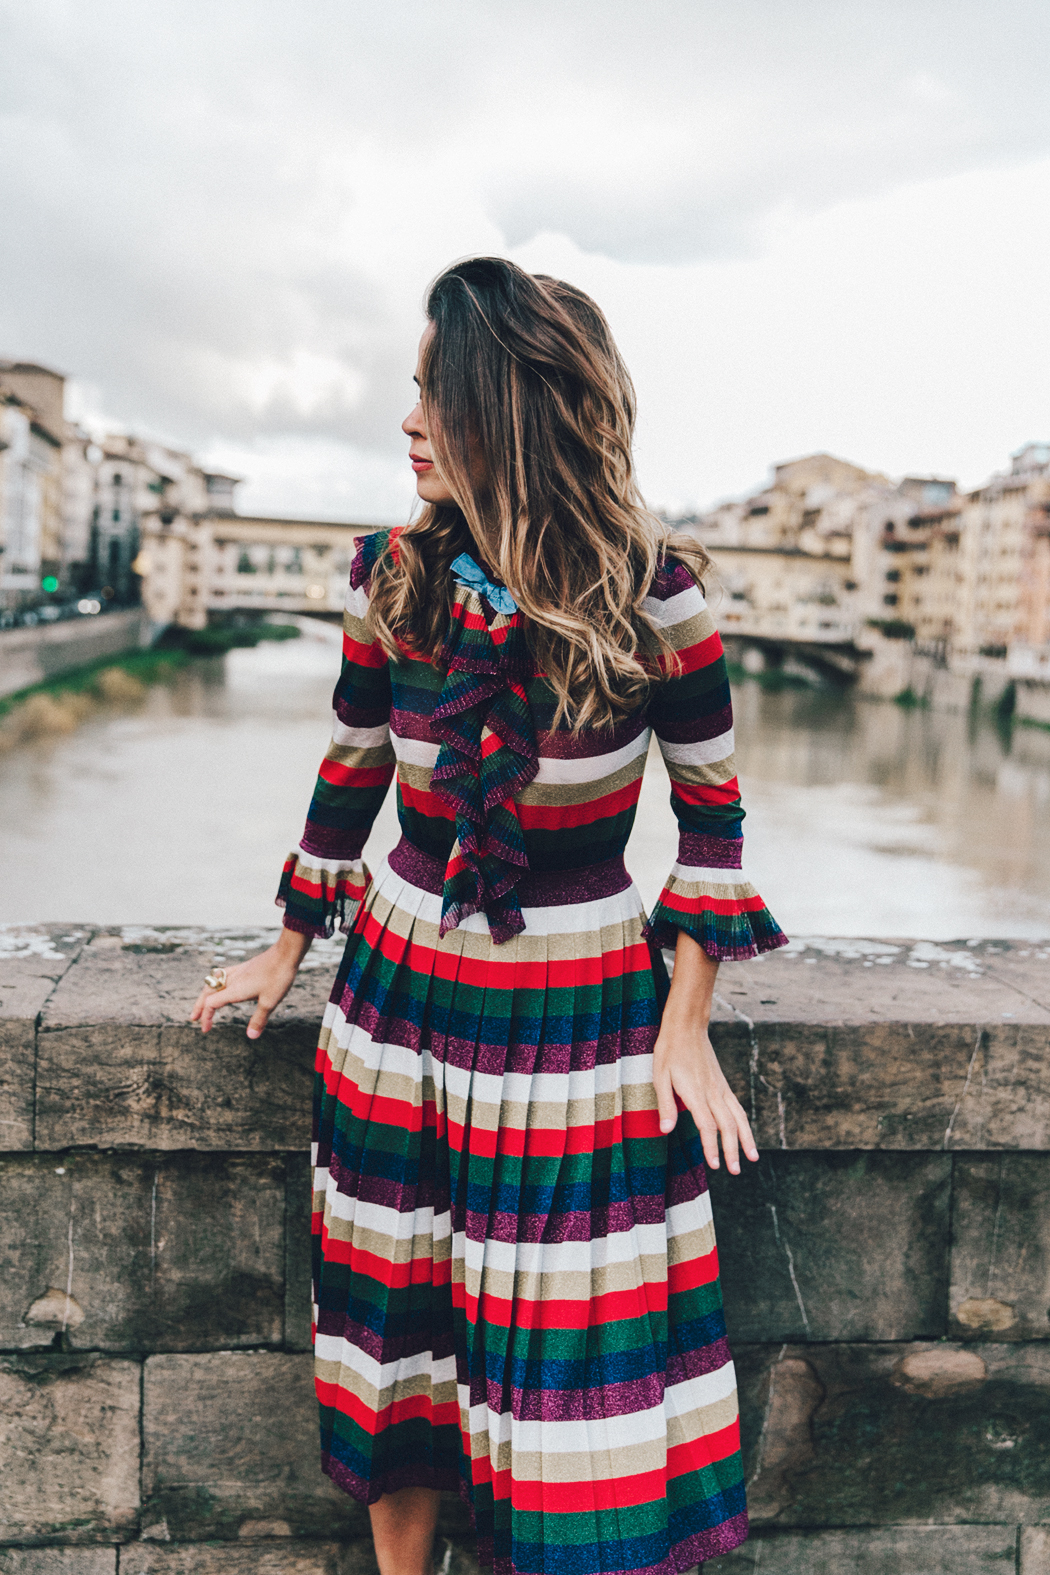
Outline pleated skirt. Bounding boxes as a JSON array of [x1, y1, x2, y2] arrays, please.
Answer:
[[310, 838, 748, 1575]]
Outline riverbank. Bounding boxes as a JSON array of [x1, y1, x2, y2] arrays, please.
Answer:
[[0, 622, 301, 749]]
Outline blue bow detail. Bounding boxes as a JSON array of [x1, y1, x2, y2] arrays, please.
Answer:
[[451, 552, 519, 615]]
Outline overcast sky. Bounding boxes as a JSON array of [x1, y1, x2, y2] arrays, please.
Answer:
[[2, 0, 1050, 520]]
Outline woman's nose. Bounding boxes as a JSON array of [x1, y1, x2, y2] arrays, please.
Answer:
[[402, 401, 425, 437]]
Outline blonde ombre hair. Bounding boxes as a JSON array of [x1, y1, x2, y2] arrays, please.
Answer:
[[368, 257, 710, 730]]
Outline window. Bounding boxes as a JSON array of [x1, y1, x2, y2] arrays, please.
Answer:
[[885, 569, 901, 582], [883, 593, 899, 606], [112, 509, 121, 523]]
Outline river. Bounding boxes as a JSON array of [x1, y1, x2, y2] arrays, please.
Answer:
[[4, 624, 1050, 938]]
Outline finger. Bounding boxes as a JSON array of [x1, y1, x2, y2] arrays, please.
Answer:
[[696, 1112, 722, 1170], [189, 989, 207, 1023], [718, 1109, 741, 1175], [247, 1004, 271, 1040], [198, 988, 234, 1034], [732, 1102, 759, 1163], [653, 1064, 678, 1134]]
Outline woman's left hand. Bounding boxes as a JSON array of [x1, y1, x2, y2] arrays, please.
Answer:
[[652, 1014, 758, 1175]]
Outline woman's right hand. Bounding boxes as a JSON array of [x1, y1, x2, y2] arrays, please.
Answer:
[[190, 927, 314, 1038]]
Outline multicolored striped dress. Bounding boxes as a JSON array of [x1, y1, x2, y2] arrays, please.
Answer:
[[277, 529, 786, 1575]]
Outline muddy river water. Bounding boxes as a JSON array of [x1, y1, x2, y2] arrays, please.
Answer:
[[4, 623, 1050, 939]]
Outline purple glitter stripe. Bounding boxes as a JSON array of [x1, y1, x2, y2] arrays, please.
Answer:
[[321, 1450, 460, 1507], [666, 1336, 733, 1386], [645, 557, 697, 600], [388, 833, 630, 906], [300, 825, 367, 858], [673, 1511, 750, 1569], [535, 716, 649, 760], [677, 832, 743, 870], [497, 1370, 666, 1423], [655, 702, 733, 745]]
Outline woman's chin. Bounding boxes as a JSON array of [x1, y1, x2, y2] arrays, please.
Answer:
[[416, 477, 456, 506]]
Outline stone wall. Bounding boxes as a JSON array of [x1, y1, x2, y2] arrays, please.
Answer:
[[1, 925, 1049, 1575], [0, 611, 153, 699]]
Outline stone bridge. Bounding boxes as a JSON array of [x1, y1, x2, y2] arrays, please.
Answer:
[[2, 926, 1050, 1574]]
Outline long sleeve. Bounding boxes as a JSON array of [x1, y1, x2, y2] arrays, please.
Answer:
[[276, 542, 396, 938], [644, 558, 787, 961]]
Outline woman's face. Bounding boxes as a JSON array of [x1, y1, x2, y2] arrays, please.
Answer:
[[402, 325, 456, 506]]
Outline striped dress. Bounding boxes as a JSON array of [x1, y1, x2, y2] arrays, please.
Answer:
[[278, 529, 786, 1575]]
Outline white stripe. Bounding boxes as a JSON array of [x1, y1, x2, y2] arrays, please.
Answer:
[[450, 1223, 668, 1282], [532, 730, 649, 785], [640, 583, 705, 628], [315, 1333, 458, 1394], [332, 718, 390, 750], [391, 733, 441, 768], [470, 1400, 668, 1456], [664, 1360, 737, 1418], [296, 848, 365, 875], [344, 582, 369, 617], [440, 1058, 652, 1115], [669, 862, 752, 887], [666, 1191, 714, 1238], [658, 728, 734, 767], [372, 863, 646, 935]]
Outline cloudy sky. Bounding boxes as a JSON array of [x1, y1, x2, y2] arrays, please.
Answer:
[[3, 0, 1050, 520]]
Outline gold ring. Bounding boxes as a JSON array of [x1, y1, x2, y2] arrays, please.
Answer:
[[204, 969, 227, 991]]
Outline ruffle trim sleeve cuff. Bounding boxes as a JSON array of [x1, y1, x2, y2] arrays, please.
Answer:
[[644, 832, 788, 961], [276, 849, 371, 939]]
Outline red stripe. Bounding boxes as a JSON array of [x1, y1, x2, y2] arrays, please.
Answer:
[[319, 1230, 452, 1288], [667, 1418, 741, 1477], [397, 779, 456, 819], [319, 758, 394, 789], [517, 778, 641, 832], [670, 776, 741, 808], [475, 1278, 667, 1330], [466, 1420, 741, 1511], [448, 1106, 661, 1161], [657, 888, 767, 917], [669, 630, 724, 677], [316, 1376, 459, 1436], [342, 633, 388, 667], [290, 871, 365, 902], [356, 906, 653, 990], [668, 1246, 719, 1294]]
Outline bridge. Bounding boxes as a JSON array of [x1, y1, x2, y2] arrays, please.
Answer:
[[137, 507, 371, 629]]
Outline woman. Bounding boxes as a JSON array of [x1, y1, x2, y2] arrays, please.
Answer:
[[193, 257, 786, 1575]]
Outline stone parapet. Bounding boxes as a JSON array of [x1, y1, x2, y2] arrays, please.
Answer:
[[0, 611, 153, 699], [1, 925, 1049, 1572]]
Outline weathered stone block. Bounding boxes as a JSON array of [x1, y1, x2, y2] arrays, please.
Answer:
[[950, 1154, 1050, 1340], [0, 1353, 139, 1543], [143, 1352, 366, 1541], [705, 1525, 1018, 1572], [0, 925, 87, 1152], [736, 1341, 1050, 1525], [0, 1152, 285, 1351], [712, 937, 1050, 1026], [710, 1151, 950, 1341], [122, 1546, 375, 1575], [1023, 1527, 1050, 1574], [36, 931, 334, 1151], [0, 1553, 117, 1574], [285, 1151, 314, 1352], [710, 1019, 1050, 1150]]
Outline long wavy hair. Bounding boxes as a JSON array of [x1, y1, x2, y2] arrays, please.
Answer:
[[368, 256, 710, 729]]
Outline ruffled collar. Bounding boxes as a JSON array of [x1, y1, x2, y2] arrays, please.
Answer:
[[430, 552, 537, 943], [352, 535, 538, 944]]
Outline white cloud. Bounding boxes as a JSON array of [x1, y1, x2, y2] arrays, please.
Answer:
[[1, 0, 1049, 518]]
